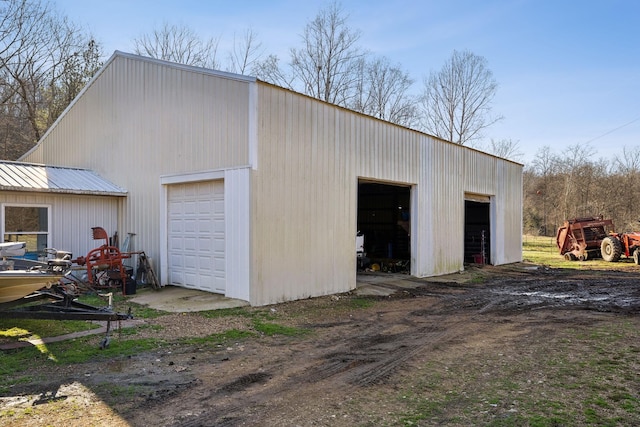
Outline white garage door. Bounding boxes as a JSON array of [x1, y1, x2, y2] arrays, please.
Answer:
[[167, 180, 225, 293]]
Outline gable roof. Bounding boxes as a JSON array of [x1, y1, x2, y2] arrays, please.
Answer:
[[0, 160, 127, 196]]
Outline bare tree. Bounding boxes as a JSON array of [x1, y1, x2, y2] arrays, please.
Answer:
[[351, 56, 419, 128], [289, 2, 366, 106], [421, 49, 502, 145], [613, 146, 640, 175], [230, 4, 419, 129], [524, 145, 640, 237], [610, 146, 640, 229], [253, 54, 295, 88], [0, 0, 101, 159], [43, 38, 102, 125], [227, 27, 263, 75], [486, 138, 523, 162], [526, 146, 561, 235], [557, 143, 597, 220], [133, 22, 219, 69]]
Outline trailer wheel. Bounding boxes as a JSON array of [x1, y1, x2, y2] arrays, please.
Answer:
[[634, 249, 640, 265], [564, 253, 577, 261], [601, 236, 622, 262]]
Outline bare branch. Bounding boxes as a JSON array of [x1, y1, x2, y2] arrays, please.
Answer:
[[0, 0, 101, 158], [133, 22, 219, 69], [421, 49, 502, 145], [289, 1, 366, 105], [485, 138, 523, 162], [351, 56, 419, 128], [227, 27, 263, 75]]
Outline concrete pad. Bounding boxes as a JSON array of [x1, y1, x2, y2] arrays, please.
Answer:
[[129, 285, 249, 312], [355, 273, 424, 296], [352, 283, 398, 296]]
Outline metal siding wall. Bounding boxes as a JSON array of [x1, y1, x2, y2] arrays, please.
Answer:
[[496, 161, 524, 264], [22, 55, 252, 283], [253, 85, 423, 305], [416, 139, 468, 276], [224, 167, 251, 301], [0, 192, 119, 258], [252, 84, 522, 305], [252, 88, 358, 305]]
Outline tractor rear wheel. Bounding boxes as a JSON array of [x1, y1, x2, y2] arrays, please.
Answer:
[[634, 248, 640, 265], [601, 236, 622, 262]]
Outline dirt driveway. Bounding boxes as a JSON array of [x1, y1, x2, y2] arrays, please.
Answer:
[[2, 263, 640, 426]]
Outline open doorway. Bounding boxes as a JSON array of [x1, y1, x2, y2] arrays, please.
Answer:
[[357, 181, 411, 272], [464, 198, 491, 264]]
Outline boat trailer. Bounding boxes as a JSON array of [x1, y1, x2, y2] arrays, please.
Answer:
[[0, 245, 133, 349]]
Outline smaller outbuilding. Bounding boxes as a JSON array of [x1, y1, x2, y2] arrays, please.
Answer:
[[0, 160, 127, 260]]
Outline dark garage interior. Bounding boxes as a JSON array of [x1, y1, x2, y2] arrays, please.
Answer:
[[464, 200, 491, 264], [357, 182, 411, 271]]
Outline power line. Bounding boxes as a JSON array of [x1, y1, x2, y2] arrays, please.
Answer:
[[583, 115, 640, 145]]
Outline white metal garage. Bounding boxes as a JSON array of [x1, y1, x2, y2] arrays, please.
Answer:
[[167, 180, 225, 293], [22, 52, 522, 306]]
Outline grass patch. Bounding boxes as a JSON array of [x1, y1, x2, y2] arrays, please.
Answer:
[[522, 234, 639, 270], [346, 296, 377, 309], [397, 319, 640, 426], [77, 293, 165, 319], [252, 320, 309, 337], [0, 336, 161, 392], [197, 306, 253, 319], [181, 329, 255, 346], [197, 306, 310, 337], [0, 318, 97, 339]]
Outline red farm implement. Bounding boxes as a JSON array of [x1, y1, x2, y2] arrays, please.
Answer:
[[556, 216, 640, 263]]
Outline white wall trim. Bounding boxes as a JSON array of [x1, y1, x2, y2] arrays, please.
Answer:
[[159, 167, 251, 302], [161, 168, 237, 185]]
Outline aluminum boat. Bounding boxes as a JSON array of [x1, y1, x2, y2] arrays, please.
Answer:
[[0, 242, 58, 304]]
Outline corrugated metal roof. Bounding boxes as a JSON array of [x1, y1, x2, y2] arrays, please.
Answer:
[[0, 161, 127, 196]]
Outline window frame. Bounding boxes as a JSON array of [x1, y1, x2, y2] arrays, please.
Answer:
[[1, 203, 52, 258]]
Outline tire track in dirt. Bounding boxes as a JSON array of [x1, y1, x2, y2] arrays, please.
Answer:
[[153, 306, 469, 426], [131, 271, 640, 426]]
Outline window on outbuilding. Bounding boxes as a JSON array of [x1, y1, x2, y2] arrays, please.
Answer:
[[2, 204, 50, 259]]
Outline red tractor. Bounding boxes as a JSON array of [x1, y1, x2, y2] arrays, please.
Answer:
[[601, 231, 640, 264], [556, 216, 640, 264]]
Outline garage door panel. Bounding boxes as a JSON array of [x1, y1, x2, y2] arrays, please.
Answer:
[[183, 219, 198, 233], [213, 258, 225, 270], [198, 258, 213, 272], [168, 180, 225, 294], [184, 272, 198, 288], [182, 237, 198, 251], [213, 239, 224, 252], [198, 222, 213, 234], [170, 272, 183, 284], [169, 218, 184, 232], [169, 253, 183, 265], [184, 253, 198, 268], [169, 236, 184, 250], [184, 200, 199, 213], [213, 221, 224, 233], [198, 238, 213, 251]]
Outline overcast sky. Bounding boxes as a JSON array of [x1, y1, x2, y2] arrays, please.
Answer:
[[55, 0, 640, 165]]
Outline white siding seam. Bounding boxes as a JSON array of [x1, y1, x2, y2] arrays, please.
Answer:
[[248, 82, 258, 170]]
